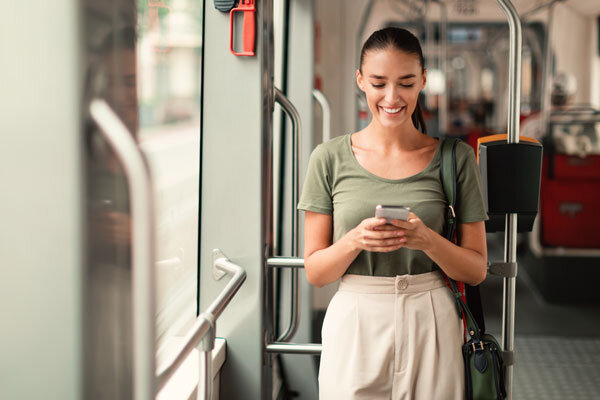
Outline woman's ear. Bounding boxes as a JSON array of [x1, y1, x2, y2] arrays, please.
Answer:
[[421, 69, 427, 90], [356, 69, 365, 92]]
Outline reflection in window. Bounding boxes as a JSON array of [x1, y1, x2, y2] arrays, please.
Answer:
[[138, 0, 203, 138], [137, 0, 203, 348]]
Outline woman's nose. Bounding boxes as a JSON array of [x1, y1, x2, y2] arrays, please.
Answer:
[[385, 85, 400, 103]]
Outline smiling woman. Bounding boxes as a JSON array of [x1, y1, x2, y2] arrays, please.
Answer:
[[299, 27, 489, 399]]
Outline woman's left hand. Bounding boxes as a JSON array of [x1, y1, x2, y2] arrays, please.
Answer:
[[388, 212, 434, 252]]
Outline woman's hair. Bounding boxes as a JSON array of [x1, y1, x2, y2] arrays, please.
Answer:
[[359, 27, 427, 134]]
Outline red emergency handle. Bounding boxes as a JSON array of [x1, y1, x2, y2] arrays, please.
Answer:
[[230, 0, 256, 56]]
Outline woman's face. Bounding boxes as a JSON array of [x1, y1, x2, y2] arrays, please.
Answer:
[[356, 47, 426, 130]]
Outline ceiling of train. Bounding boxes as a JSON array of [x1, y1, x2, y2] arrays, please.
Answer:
[[431, 0, 600, 17], [390, 1, 600, 20]]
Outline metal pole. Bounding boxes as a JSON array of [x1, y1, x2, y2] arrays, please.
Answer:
[[540, 2, 556, 135], [273, 88, 301, 342], [198, 351, 212, 400], [355, 0, 377, 130], [425, 0, 434, 73], [265, 343, 323, 355], [495, 1, 522, 399], [312, 89, 332, 143], [432, 0, 448, 136]]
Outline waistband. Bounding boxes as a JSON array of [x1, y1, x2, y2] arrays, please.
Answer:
[[338, 270, 446, 294]]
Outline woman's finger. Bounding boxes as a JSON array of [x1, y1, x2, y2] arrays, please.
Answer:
[[365, 217, 388, 230], [362, 237, 406, 247], [373, 224, 400, 231], [364, 230, 405, 241]]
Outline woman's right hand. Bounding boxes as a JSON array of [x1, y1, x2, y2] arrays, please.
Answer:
[[348, 217, 406, 252]]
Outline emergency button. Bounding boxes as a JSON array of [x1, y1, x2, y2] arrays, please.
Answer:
[[397, 278, 408, 290]]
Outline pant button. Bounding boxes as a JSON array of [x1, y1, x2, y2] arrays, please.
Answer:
[[397, 278, 408, 290]]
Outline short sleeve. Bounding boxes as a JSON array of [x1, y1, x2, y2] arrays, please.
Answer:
[[455, 142, 489, 223], [297, 144, 333, 215]]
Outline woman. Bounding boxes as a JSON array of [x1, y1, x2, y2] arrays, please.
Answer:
[[297, 27, 488, 399]]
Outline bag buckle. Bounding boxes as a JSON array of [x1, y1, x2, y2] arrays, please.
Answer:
[[448, 205, 456, 218], [472, 341, 485, 352]]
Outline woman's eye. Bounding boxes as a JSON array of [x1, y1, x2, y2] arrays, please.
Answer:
[[400, 84, 415, 88], [372, 83, 385, 88]]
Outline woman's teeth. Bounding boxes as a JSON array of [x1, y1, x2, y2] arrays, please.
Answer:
[[382, 106, 403, 114]]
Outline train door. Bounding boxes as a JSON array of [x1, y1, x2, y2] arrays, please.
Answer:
[[81, 0, 207, 398]]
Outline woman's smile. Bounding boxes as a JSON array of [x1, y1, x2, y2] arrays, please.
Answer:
[[379, 105, 407, 117]]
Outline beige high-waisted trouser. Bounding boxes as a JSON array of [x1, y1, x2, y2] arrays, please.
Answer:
[[318, 271, 464, 400]]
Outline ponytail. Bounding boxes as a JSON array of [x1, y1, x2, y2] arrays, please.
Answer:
[[411, 99, 427, 134]]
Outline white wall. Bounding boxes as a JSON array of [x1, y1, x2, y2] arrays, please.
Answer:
[[552, 3, 596, 105], [0, 1, 82, 399]]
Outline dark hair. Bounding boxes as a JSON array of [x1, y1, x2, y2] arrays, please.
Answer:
[[359, 27, 427, 134]]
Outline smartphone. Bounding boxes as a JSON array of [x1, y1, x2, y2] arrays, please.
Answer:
[[375, 205, 411, 222]]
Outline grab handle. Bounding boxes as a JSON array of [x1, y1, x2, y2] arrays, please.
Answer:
[[273, 87, 301, 342]]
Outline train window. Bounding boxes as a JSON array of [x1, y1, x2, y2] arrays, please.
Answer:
[[136, 0, 204, 347], [448, 26, 483, 43]]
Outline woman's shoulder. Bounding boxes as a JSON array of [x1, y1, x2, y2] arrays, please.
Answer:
[[311, 134, 348, 159], [453, 139, 477, 163]]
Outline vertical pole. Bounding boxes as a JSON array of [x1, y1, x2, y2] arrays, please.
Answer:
[[434, 0, 448, 136], [495, 1, 522, 399], [540, 3, 556, 134]]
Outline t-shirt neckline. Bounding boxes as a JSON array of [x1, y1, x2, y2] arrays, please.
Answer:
[[346, 133, 441, 184]]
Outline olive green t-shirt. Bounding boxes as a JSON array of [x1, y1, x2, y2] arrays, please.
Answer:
[[297, 133, 488, 277]]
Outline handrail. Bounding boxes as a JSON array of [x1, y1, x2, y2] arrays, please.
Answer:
[[89, 99, 156, 400], [156, 249, 246, 397], [267, 257, 305, 268], [273, 87, 301, 342], [495, 1, 522, 399], [312, 89, 331, 143], [266, 342, 322, 355]]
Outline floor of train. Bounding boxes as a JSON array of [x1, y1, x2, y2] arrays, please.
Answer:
[[481, 233, 600, 399], [307, 233, 600, 399]]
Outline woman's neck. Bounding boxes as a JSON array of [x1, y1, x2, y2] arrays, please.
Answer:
[[358, 120, 425, 154]]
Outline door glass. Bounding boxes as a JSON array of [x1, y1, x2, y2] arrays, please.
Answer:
[[83, 0, 203, 396], [136, 0, 204, 349]]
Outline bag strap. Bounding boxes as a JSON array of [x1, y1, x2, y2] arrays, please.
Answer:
[[440, 138, 458, 238], [439, 138, 482, 342]]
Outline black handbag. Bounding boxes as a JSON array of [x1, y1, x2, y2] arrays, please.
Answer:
[[440, 138, 507, 400]]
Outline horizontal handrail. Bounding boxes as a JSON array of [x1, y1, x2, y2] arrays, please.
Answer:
[[267, 257, 304, 268], [266, 342, 322, 355], [156, 250, 246, 392]]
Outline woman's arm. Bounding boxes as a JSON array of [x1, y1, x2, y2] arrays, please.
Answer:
[[303, 211, 407, 287], [425, 221, 487, 285], [389, 215, 487, 285]]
